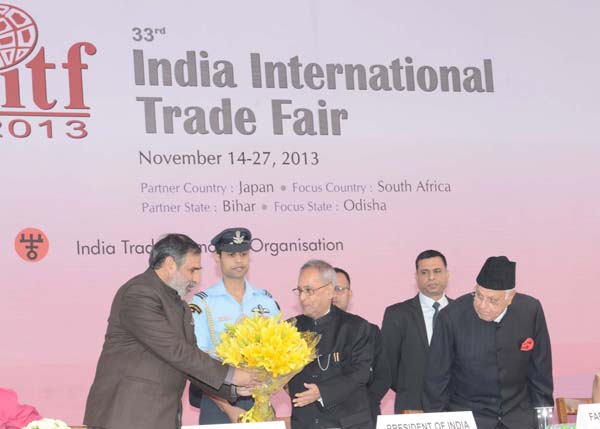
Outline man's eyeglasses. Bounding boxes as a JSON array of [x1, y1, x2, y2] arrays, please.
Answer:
[[471, 290, 503, 307], [334, 285, 350, 294], [292, 282, 331, 296]]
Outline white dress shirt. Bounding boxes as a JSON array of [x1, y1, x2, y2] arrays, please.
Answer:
[[419, 292, 449, 344], [494, 307, 508, 323]]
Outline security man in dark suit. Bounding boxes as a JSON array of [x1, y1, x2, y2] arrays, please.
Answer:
[[381, 249, 451, 413], [332, 267, 391, 421]]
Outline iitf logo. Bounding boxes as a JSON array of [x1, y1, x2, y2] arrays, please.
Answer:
[[0, 4, 97, 140]]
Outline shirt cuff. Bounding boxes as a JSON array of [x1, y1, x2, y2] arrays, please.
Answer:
[[230, 384, 238, 403]]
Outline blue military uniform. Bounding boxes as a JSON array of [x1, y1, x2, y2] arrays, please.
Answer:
[[188, 226, 280, 424], [191, 279, 280, 355], [189, 280, 279, 423]]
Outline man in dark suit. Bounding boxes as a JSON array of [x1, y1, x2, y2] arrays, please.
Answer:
[[423, 256, 554, 429], [333, 267, 390, 421], [381, 249, 451, 413], [84, 233, 258, 429], [289, 259, 374, 429]]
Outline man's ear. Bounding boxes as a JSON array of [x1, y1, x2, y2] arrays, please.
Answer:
[[325, 284, 334, 300], [164, 255, 177, 272]]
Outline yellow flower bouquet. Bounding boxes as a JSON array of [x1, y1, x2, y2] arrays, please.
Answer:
[[216, 313, 319, 422]]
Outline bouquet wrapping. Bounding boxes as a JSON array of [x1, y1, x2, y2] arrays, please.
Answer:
[[216, 313, 319, 422], [23, 419, 70, 429]]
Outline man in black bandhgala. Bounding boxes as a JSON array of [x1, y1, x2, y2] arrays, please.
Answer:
[[423, 256, 553, 429], [288, 259, 374, 429]]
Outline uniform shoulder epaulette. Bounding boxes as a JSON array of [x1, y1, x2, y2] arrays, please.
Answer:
[[262, 289, 273, 298], [188, 303, 202, 314], [195, 291, 208, 300]]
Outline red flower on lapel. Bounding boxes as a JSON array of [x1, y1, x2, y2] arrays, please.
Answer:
[[520, 337, 535, 351]]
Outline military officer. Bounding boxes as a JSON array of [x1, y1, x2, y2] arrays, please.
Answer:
[[189, 227, 280, 424]]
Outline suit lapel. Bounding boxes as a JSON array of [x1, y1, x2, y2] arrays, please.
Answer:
[[409, 294, 429, 350]]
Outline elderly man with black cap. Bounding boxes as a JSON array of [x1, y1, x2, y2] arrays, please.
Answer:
[[423, 256, 553, 429], [189, 228, 280, 424]]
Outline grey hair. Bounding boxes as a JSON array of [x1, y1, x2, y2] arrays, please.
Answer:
[[148, 233, 201, 269], [300, 259, 336, 287]]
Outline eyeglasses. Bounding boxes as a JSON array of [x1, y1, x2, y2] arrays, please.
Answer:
[[334, 285, 350, 294], [292, 282, 331, 296], [471, 290, 503, 307]]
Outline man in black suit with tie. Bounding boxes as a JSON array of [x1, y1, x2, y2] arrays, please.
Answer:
[[381, 250, 451, 414]]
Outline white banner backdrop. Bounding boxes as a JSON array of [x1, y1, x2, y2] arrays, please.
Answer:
[[1, 0, 599, 424]]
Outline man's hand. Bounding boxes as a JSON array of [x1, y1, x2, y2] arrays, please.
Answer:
[[223, 404, 246, 423], [206, 393, 246, 423], [292, 383, 321, 407], [231, 368, 262, 388]]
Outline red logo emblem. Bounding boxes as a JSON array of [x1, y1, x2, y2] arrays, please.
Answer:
[[520, 337, 534, 351], [0, 4, 96, 140], [15, 227, 49, 262], [0, 4, 38, 70]]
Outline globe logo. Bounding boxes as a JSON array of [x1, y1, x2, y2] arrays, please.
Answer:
[[0, 4, 38, 70]]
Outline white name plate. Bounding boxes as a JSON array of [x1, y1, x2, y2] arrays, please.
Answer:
[[576, 403, 600, 429], [377, 411, 477, 429], [183, 422, 285, 429]]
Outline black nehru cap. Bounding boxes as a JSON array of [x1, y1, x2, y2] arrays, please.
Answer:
[[476, 256, 516, 290]]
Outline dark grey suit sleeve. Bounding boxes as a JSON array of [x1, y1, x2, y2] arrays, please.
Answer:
[[422, 310, 453, 412], [119, 285, 231, 394], [527, 300, 554, 407]]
